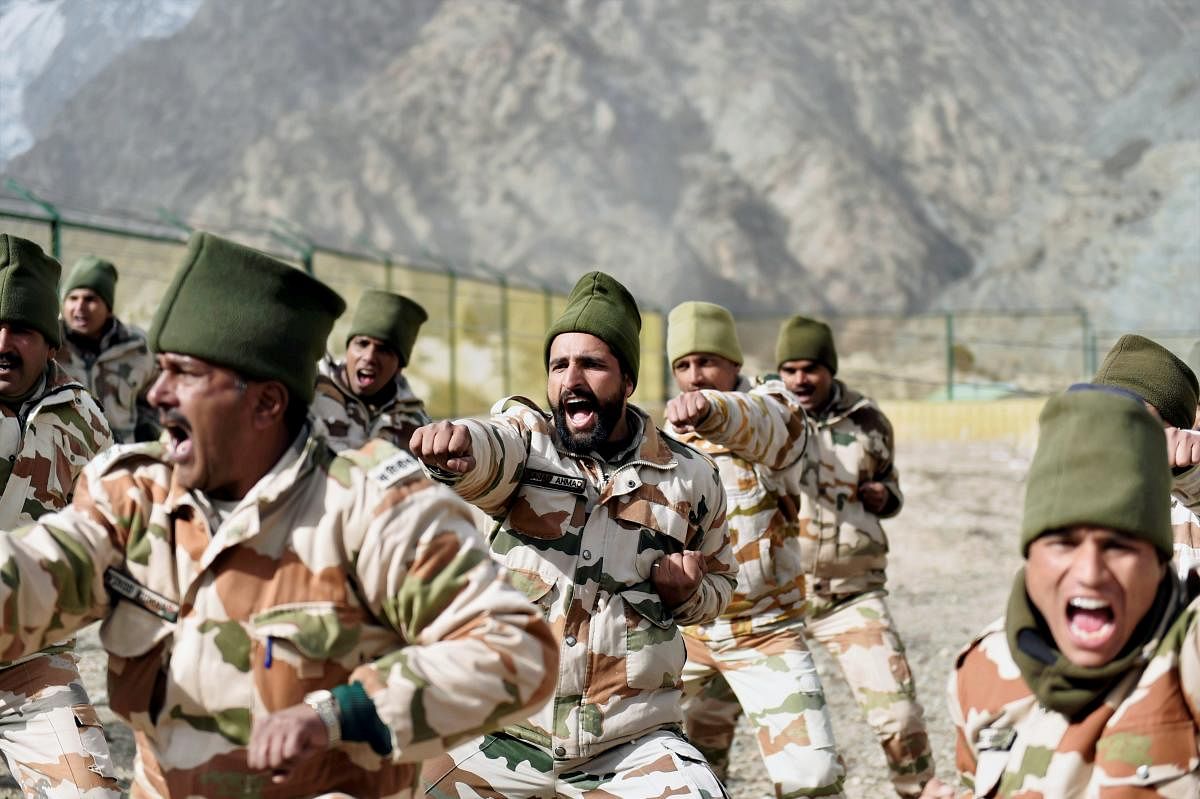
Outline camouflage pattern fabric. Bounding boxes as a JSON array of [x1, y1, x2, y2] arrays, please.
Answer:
[[1174, 465, 1200, 579], [311, 354, 431, 452], [56, 317, 158, 443], [946, 583, 1200, 798], [665, 377, 812, 641], [804, 591, 931, 797], [427, 396, 736, 761], [681, 620, 845, 798], [423, 729, 728, 798], [0, 432, 557, 798], [0, 361, 119, 796]]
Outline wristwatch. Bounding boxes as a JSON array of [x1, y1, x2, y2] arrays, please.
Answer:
[[302, 689, 342, 747]]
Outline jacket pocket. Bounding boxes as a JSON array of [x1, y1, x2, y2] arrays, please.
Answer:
[[249, 601, 360, 709], [622, 587, 685, 691], [503, 479, 583, 542], [1094, 718, 1195, 792]]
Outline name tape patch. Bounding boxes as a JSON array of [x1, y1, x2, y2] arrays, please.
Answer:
[[104, 568, 180, 623], [522, 468, 586, 494], [977, 727, 1016, 752], [368, 450, 422, 488]]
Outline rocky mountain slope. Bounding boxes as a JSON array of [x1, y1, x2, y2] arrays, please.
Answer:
[[5, 0, 1198, 326]]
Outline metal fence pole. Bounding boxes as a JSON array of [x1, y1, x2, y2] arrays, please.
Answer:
[[1079, 308, 1091, 380], [945, 312, 955, 401], [447, 268, 458, 418], [5, 179, 60, 257]]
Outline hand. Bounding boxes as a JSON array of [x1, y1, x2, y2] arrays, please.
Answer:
[[410, 421, 476, 473], [859, 481, 889, 514], [665, 391, 711, 432], [918, 777, 957, 799], [652, 551, 706, 608], [1165, 426, 1200, 469], [247, 703, 329, 783]]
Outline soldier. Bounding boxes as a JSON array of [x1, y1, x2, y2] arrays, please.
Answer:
[[775, 314, 933, 797], [414, 273, 737, 797], [0, 231, 557, 798], [1089, 333, 1200, 578], [921, 387, 1200, 798], [0, 235, 119, 796], [662, 301, 847, 798], [312, 289, 431, 452], [56, 255, 159, 442]]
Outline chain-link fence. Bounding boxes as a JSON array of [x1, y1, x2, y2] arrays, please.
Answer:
[[4, 193, 1196, 419]]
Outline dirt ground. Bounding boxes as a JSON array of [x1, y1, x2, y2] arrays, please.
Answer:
[[0, 438, 1030, 798]]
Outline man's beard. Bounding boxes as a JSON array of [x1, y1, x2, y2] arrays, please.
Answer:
[[551, 387, 625, 454]]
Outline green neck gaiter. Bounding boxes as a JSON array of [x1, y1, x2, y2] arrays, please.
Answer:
[[1005, 568, 1179, 720]]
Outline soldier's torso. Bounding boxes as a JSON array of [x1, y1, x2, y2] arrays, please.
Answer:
[[800, 390, 893, 602], [953, 601, 1200, 798], [490, 399, 720, 760], [95, 438, 422, 797], [311, 359, 430, 453], [56, 320, 155, 444]]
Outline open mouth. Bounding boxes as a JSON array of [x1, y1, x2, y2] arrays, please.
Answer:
[[1065, 596, 1116, 645], [0, 359, 20, 377], [163, 418, 194, 463], [353, 367, 378, 389], [563, 395, 597, 429]]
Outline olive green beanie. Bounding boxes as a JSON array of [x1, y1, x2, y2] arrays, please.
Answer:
[[1092, 334, 1198, 431], [0, 234, 62, 347], [544, 271, 641, 384], [1021, 388, 1171, 558], [667, 301, 743, 366], [148, 231, 345, 405], [775, 314, 837, 373], [63, 256, 117, 310], [347, 290, 428, 366]]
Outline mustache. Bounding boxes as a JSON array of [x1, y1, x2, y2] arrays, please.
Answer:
[[559, 388, 598, 407], [157, 410, 190, 430]]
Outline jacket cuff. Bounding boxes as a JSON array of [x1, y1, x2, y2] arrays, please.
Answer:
[[331, 682, 393, 756]]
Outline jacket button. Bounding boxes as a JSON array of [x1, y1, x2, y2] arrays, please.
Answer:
[[565, 635, 577, 646], [626, 479, 635, 488], [1135, 764, 1150, 780], [554, 746, 566, 757], [581, 549, 592, 561]]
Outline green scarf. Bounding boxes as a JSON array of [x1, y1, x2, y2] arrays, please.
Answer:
[[1005, 568, 1180, 719]]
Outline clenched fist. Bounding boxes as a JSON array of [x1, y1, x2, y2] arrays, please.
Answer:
[[410, 421, 476, 473], [1165, 426, 1200, 469], [859, 481, 890, 514], [247, 703, 328, 783], [666, 391, 711, 432], [652, 550, 707, 608]]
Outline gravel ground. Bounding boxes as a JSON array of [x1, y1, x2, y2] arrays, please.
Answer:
[[0, 439, 1031, 797]]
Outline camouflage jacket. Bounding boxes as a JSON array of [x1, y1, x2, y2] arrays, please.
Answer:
[[0, 361, 113, 667], [56, 317, 158, 444], [799, 380, 903, 605], [665, 377, 812, 641], [430, 396, 736, 760], [311, 354, 431, 453], [947, 581, 1199, 798], [0, 431, 556, 798]]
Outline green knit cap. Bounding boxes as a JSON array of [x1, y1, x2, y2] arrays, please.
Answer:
[[775, 314, 837, 373], [1093, 334, 1199, 430], [347, 290, 428, 366], [667, 301, 743, 366], [63, 256, 118, 310], [148, 232, 345, 405], [0, 234, 62, 347], [1021, 389, 1171, 558], [544, 271, 641, 384]]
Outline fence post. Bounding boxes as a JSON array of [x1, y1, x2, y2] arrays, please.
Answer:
[[1079, 308, 1091, 380], [269, 218, 314, 275], [447, 267, 458, 418], [945, 312, 955, 401], [5, 179, 60, 258]]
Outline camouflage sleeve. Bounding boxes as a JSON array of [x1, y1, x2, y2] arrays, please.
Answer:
[[1174, 464, 1200, 513], [1180, 599, 1200, 725], [430, 412, 532, 517], [346, 477, 557, 762], [693, 381, 810, 470], [668, 462, 736, 626], [947, 659, 977, 798], [0, 456, 130, 658], [864, 405, 903, 518]]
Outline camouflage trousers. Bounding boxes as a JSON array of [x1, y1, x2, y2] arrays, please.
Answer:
[[805, 589, 933, 798], [422, 729, 729, 798], [0, 649, 122, 798], [682, 619, 846, 799]]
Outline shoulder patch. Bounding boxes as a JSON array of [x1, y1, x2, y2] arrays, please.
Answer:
[[367, 449, 422, 488], [90, 441, 166, 475]]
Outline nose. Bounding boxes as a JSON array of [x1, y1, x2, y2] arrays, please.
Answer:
[[562, 360, 587, 389], [146, 371, 173, 409], [1071, 538, 1107, 586]]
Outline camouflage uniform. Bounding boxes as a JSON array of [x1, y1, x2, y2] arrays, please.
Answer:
[[0, 431, 557, 799], [666, 378, 847, 798], [947, 581, 1200, 798], [311, 354, 431, 452], [421, 397, 736, 798], [56, 317, 158, 444], [1173, 464, 1200, 579], [798, 380, 933, 797], [0, 361, 119, 797]]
